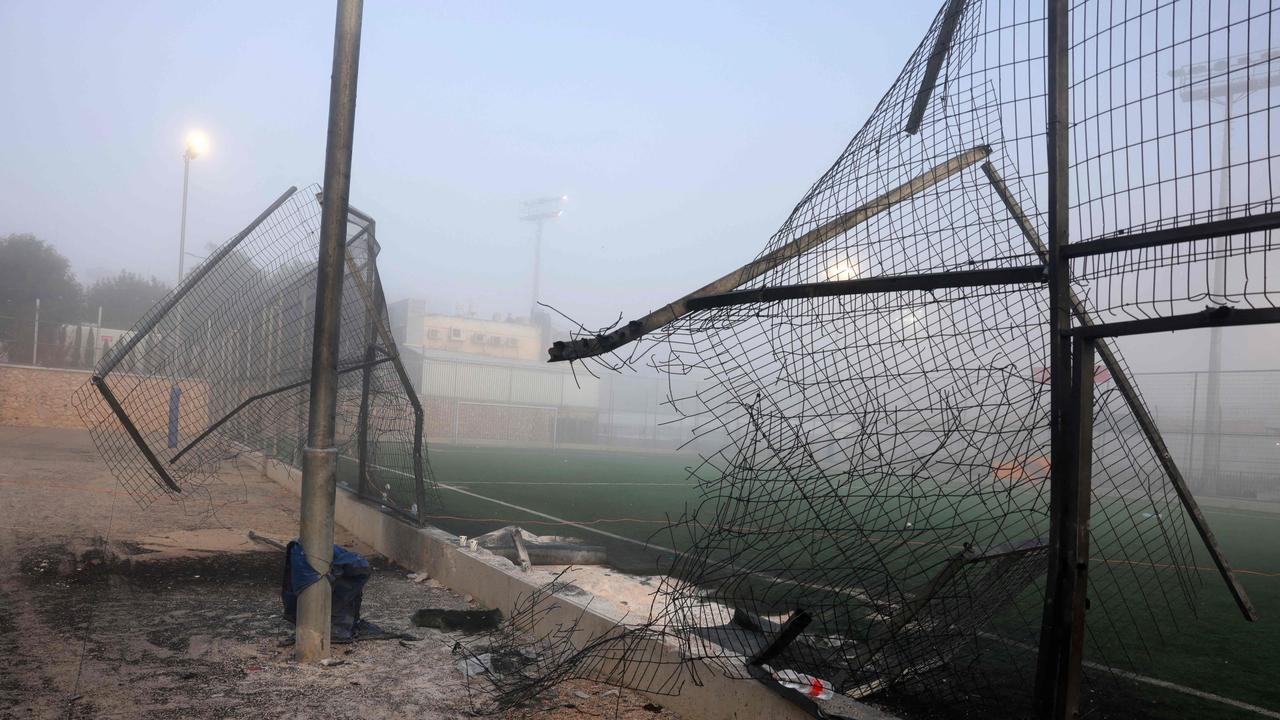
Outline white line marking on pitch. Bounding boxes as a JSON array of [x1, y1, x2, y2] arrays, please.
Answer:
[[443, 481, 695, 487], [346, 455, 879, 604], [435, 481, 683, 555], [979, 632, 1280, 718]]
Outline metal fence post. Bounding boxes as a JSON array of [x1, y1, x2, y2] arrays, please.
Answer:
[[1035, 0, 1080, 714], [32, 298, 39, 365], [297, 0, 363, 664], [355, 226, 377, 500], [1187, 371, 1199, 482]]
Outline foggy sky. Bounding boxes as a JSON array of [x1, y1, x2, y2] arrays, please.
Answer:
[[2, 1, 1275, 372], [0, 2, 937, 314]]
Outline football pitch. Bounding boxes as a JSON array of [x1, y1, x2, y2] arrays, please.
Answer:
[[367, 443, 1277, 718]]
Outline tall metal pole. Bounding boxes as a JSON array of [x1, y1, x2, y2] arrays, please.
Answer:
[[1172, 52, 1280, 496], [1035, 0, 1080, 715], [170, 147, 195, 449], [32, 298, 39, 366], [532, 218, 544, 316], [297, 0, 364, 663], [520, 196, 565, 319], [1201, 96, 1233, 496], [178, 152, 193, 283]]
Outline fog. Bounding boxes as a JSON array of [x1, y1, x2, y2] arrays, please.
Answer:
[[0, 1, 943, 325], [3, 1, 1277, 375]]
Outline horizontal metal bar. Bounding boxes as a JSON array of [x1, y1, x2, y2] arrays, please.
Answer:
[[169, 354, 393, 464], [1063, 211, 1280, 259], [91, 375, 181, 493], [683, 266, 1044, 311], [548, 145, 992, 362], [1072, 306, 1280, 339]]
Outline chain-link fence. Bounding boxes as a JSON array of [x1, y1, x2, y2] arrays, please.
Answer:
[[73, 186, 434, 522], [0, 310, 127, 370], [1135, 369, 1280, 501]]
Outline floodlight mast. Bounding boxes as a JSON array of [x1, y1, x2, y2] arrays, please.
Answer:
[[1170, 50, 1280, 496], [169, 130, 208, 451], [521, 195, 566, 319], [177, 132, 207, 284], [297, 0, 364, 663]]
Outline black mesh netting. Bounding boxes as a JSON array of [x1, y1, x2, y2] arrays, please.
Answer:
[[74, 185, 434, 522], [462, 1, 1278, 717]]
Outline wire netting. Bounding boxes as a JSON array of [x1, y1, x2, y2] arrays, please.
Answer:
[[1069, 2, 1280, 321], [471, 1, 1279, 717], [73, 185, 434, 522]]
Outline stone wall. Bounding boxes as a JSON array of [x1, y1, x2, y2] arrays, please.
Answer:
[[0, 364, 210, 432], [0, 364, 92, 429]]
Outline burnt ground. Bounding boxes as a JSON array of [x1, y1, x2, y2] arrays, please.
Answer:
[[0, 427, 680, 720]]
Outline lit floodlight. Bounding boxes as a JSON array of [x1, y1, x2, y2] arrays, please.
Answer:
[[185, 130, 210, 159]]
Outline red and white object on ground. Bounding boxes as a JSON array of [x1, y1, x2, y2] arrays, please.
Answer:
[[768, 667, 835, 700]]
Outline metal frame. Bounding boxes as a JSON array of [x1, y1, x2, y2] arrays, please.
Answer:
[[99, 186, 299, 376], [89, 180, 430, 533], [683, 266, 1045, 311], [549, 145, 992, 361], [91, 375, 181, 493], [168, 353, 392, 465], [905, 0, 967, 135], [1061, 211, 1280, 259], [355, 219, 379, 500], [321, 200, 430, 525], [540, 0, 1273, 711], [1072, 306, 1280, 339], [982, 162, 1257, 623], [1040, 336, 1097, 719]]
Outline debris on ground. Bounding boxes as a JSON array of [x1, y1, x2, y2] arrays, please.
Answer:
[[412, 607, 503, 632], [1, 428, 684, 720], [472, 525, 609, 567]]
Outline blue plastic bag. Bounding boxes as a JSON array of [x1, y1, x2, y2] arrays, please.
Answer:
[[281, 540, 371, 642]]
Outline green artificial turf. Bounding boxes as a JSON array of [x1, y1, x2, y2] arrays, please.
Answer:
[[347, 442, 1278, 717]]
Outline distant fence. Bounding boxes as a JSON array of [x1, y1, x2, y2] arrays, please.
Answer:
[[405, 349, 722, 452], [1134, 369, 1280, 501], [0, 312, 132, 371]]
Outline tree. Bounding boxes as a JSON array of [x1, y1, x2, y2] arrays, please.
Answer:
[[86, 270, 171, 329], [0, 234, 83, 362], [0, 234, 83, 320]]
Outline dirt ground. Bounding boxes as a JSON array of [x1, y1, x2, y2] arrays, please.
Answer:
[[0, 426, 681, 720]]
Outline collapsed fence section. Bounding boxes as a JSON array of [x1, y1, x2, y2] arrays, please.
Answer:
[[73, 185, 434, 522], [500, 0, 1279, 718]]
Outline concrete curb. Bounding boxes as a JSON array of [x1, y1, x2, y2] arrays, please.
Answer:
[[259, 457, 895, 720]]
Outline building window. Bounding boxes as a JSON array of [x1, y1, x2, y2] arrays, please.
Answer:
[[449, 328, 463, 341]]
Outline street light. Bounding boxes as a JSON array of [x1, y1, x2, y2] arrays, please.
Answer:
[[168, 130, 210, 451], [178, 130, 210, 283], [1170, 49, 1280, 494], [520, 195, 567, 318]]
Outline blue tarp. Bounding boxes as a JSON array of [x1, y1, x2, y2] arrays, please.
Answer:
[[166, 385, 181, 448], [281, 541, 371, 642]]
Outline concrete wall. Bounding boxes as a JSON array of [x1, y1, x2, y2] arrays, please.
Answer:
[[0, 363, 212, 434], [259, 458, 893, 720], [0, 364, 91, 428]]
